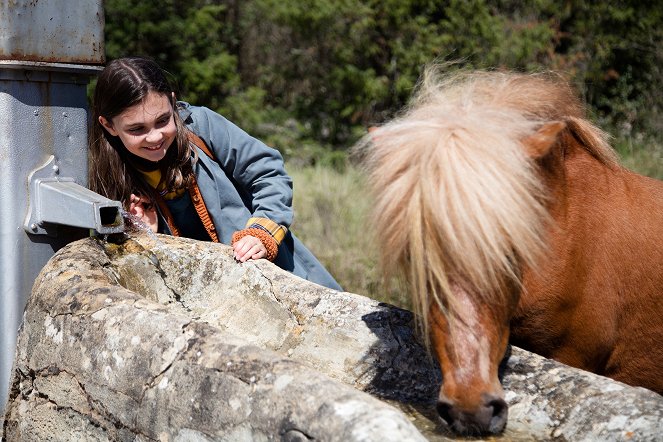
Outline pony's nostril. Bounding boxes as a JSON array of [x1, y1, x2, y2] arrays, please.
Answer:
[[436, 400, 454, 426], [487, 398, 508, 433]]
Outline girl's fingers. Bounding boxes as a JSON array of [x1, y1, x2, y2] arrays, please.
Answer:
[[129, 204, 142, 216], [128, 194, 144, 214], [236, 245, 263, 262], [233, 236, 266, 262], [251, 244, 265, 259]]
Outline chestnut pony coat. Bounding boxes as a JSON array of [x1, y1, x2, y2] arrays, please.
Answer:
[[356, 69, 663, 435]]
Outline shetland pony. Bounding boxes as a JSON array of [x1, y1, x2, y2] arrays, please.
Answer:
[[355, 69, 663, 435]]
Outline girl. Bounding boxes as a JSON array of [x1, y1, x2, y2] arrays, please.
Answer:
[[89, 56, 342, 291]]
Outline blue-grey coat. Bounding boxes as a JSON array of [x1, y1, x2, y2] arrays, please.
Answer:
[[163, 102, 342, 291]]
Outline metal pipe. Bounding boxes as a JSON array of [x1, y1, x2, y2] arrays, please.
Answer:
[[0, 0, 108, 412]]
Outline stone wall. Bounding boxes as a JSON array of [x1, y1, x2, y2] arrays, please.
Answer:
[[2, 233, 662, 441]]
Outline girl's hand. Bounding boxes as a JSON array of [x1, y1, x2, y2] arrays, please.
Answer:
[[233, 235, 266, 262], [128, 193, 158, 233]]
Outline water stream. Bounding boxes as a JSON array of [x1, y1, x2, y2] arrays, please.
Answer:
[[119, 210, 184, 263]]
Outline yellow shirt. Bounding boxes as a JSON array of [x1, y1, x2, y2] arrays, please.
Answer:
[[140, 169, 185, 200]]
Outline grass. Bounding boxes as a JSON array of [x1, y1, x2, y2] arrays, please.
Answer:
[[614, 135, 663, 179], [287, 136, 662, 306], [288, 164, 409, 308]]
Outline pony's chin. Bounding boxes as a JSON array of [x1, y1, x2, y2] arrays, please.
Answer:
[[442, 420, 508, 438], [437, 403, 508, 437]]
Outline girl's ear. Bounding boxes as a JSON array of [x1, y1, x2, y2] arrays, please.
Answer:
[[98, 116, 118, 136]]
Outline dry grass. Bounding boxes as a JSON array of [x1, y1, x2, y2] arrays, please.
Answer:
[[288, 164, 409, 308]]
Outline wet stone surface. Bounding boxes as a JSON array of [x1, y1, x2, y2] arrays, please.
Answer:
[[2, 233, 662, 441]]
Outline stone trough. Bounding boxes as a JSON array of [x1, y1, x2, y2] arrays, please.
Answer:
[[2, 233, 662, 441]]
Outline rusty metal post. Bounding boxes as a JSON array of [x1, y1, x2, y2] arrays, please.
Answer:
[[0, 0, 111, 411]]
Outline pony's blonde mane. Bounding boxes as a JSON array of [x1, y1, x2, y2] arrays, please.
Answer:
[[355, 68, 617, 341]]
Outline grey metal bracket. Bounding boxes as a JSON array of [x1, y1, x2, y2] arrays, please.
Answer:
[[23, 155, 125, 235]]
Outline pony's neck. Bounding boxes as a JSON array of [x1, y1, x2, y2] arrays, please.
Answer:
[[550, 139, 660, 229], [515, 139, 663, 363]]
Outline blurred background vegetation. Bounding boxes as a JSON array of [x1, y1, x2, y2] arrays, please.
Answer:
[[103, 0, 662, 306]]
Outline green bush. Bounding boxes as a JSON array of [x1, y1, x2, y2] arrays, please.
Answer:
[[104, 0, 663, 165]]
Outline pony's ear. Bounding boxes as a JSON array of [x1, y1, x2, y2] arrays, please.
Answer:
[[522, 121, 566, 159]]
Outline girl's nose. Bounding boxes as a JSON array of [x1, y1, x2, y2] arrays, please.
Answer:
[[145, 128, 163, 143]]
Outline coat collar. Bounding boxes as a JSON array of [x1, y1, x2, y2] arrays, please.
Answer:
[[176, 101, 193, 122]]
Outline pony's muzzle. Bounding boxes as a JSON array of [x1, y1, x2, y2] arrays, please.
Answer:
[[436, 394, 508, 435]]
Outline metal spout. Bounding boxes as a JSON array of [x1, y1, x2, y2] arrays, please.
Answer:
[[24, 156, 124, 235]]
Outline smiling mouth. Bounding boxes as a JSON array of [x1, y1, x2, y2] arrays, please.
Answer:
[[144, 142, 163, 151]]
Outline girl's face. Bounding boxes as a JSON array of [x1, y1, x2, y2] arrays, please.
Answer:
[[99, 91, 177, 163]]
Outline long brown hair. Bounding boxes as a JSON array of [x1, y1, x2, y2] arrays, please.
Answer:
[[88, 56, 196, 207]]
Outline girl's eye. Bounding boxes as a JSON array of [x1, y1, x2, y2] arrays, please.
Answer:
[[156, 117, 171, 127]]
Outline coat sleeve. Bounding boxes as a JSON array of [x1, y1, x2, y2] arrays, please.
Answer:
[[185, 105, 294, 227]]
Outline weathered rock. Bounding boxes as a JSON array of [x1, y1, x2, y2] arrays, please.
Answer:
[[2, 233, 662, 441], [2, 236, 423, 441]]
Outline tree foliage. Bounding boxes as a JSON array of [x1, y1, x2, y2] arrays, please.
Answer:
[[104, 0, 662, 160]]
